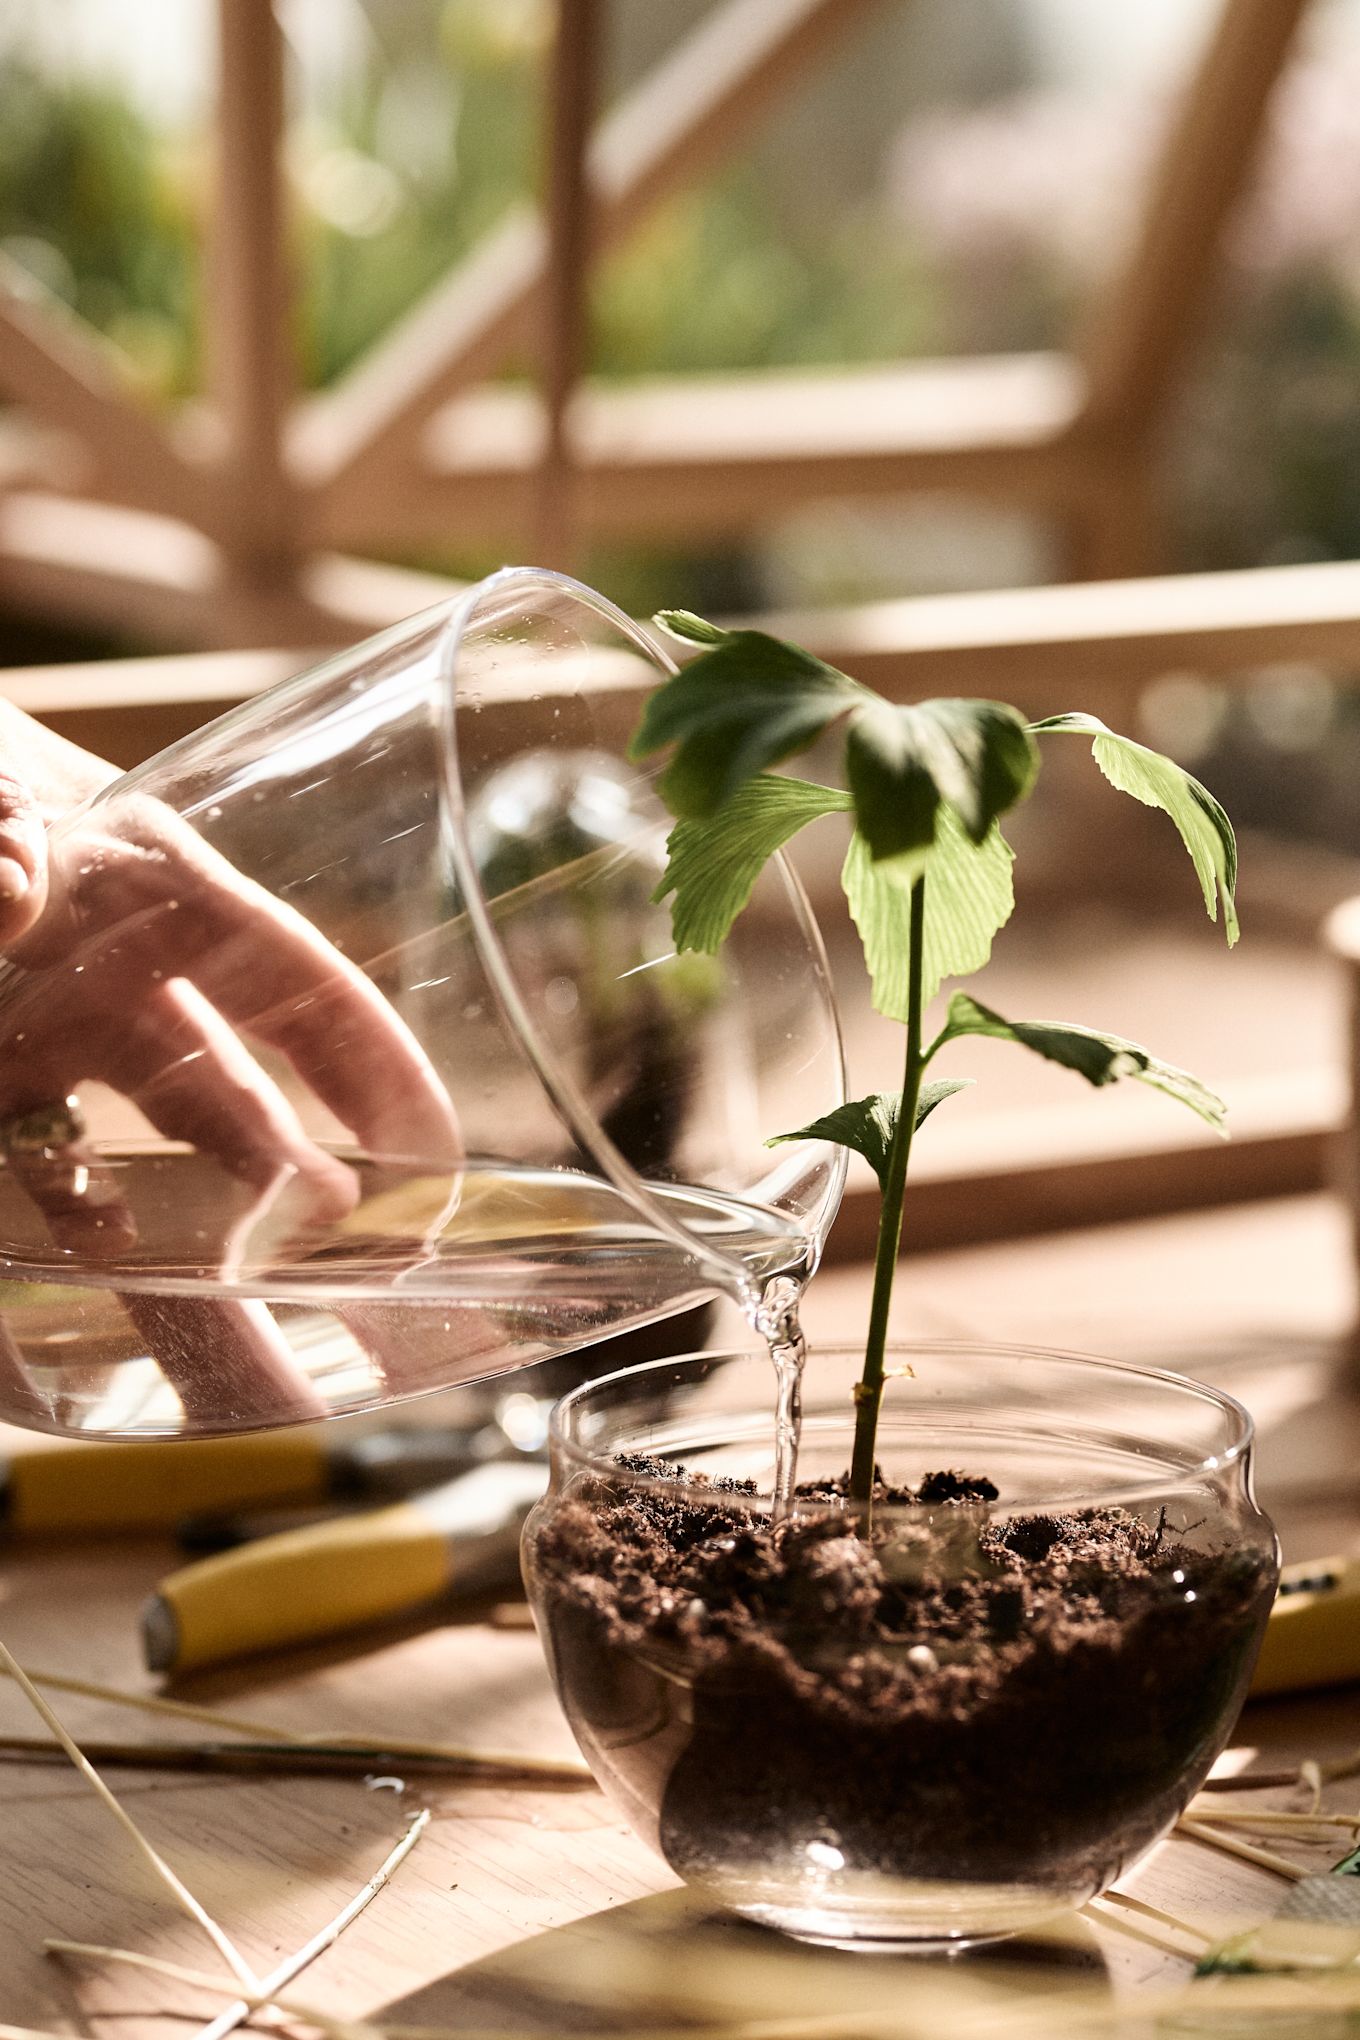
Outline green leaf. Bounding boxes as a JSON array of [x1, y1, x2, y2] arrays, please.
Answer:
[[844, 697, 1038, 861], [844, 702, 940, 860], [1031, 712, 1238, 945], [842, 805, 1016, 1020], [652, 610, 731, 647], [654, 774, 851, 954], [938, 992, 1227, 1134], [629, 629, 863, 818], [767, 1079, 972, 1190]]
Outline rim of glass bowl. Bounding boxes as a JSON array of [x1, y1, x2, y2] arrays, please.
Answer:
[[545, 1340, 1259, 1516], [437, 565, 848, 1287]]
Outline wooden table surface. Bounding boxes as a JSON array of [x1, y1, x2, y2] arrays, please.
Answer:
[[2, 1191, 1358, 2035]]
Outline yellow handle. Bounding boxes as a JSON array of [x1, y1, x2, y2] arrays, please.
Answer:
[[1250, 1555, 1360, 1699], [6, 1432, 331, 1535], [143, 1500, 450, 1675]]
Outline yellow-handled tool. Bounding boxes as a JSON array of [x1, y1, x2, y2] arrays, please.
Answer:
[[142, 1459, 546, 1675], [1251, 1554, 1360, 1699], [0, 1426, 487, 1535]]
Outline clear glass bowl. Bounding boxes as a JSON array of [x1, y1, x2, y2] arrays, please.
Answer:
[[522, 1344, 1279, 1950], [0, 570, 844, 1436]]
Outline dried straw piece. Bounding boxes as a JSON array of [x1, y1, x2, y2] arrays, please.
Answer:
[[1093, 1888, 1212, 1948], [0, 1660, 588, 1781], [0, 1635, 259, 1993], [0, 1733, 572, 1781], [1199, 1745, 1360, 1794], [1082, 1899, 1195, 1962], [1177, 1815, 1308, 1881], [43, 1943, 372, 2040], [47, 1811, 429, 2040], [197, 1806, 428, 2040], [1185, 1804, 1360, 1834]]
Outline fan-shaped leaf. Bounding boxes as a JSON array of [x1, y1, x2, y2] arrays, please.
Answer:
[[938, 992, 1227, 1133], [845, 697, 1038, 861], [768, 1079, 973, 1189], [1031, 712, 1238, 944], [843, 806, 1016, 1020], [653, 610, 730, 647], [630, 627, 863, 818], [654, 774, 851, 954]]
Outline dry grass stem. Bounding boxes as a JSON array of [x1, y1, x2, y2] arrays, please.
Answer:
[[0, 1661, 588, 1780], [1093, 1888, 1213, 1947], [43, 1942, 372, 2039], [0, 1733, 570, 1781], [193, 1808, 430, 2040], [1082, 1897, 1198, 1961], [1186, 1803, 1360, 1833], [0, 1635, 259, 1992], [1176, 1816, 1308, 1880], [48, 1812, 429, 2040]]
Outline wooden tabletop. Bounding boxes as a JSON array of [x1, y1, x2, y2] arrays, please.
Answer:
[[1, 1191, 1358, 2035]]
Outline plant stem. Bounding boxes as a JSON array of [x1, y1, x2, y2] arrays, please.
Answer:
[[849, 874, 926, 1504]]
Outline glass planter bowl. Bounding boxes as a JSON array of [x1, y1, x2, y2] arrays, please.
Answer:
[[0, 569, 844, 1437], [522, 1345, 1279, 1951]]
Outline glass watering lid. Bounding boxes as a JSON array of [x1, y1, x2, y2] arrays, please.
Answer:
[[0, 569, 846, 1437]]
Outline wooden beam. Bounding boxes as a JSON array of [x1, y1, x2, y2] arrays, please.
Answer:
[[294, 0, 879, 513], [537, 0, 602, 572], [825, 1071, 1341, 1259], [765, 556, 1360, 698], [0, 493, 457, 656], [0, 255, 211, 529], [1078, 0, 1308, 433], [316, 354, 1086, 547], [8, 496, 1360, 699], [209, 0, 296, 581]]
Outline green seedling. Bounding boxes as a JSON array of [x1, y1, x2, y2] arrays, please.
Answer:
[[632, 612, 1239, 1504]]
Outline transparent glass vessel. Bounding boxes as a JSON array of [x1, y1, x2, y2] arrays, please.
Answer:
[[0, 571, 845, 1436], [523, 1345, 1279, 1950]]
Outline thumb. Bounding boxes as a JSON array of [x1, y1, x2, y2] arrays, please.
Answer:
[[0, 769, 48, 950]]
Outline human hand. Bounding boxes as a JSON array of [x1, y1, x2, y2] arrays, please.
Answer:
[[0, 701, 461, 1427]]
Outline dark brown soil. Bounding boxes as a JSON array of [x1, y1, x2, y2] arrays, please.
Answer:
[[529, 1458, 1275, 1902]]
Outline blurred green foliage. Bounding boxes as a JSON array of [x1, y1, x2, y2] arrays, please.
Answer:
[[0, 58, 197, 394], [0, 9, 940, 399], [0, 5, 941, 623]]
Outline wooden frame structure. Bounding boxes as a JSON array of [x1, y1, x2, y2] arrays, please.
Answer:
[[0, 0, 1319, 650], [10, 544, 1358, 1259]]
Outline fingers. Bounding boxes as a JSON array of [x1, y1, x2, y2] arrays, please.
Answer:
[[43, 800, 461, 1165], [0, 764, 48, 950], [121, 1295, 329, 1428], [0, 982, 360, 1426], [112, 981, 360, 1240], [0, 1127, 139, 1262]]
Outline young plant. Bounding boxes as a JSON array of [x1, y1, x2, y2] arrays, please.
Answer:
[[631, 612, 1238, 1505]]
